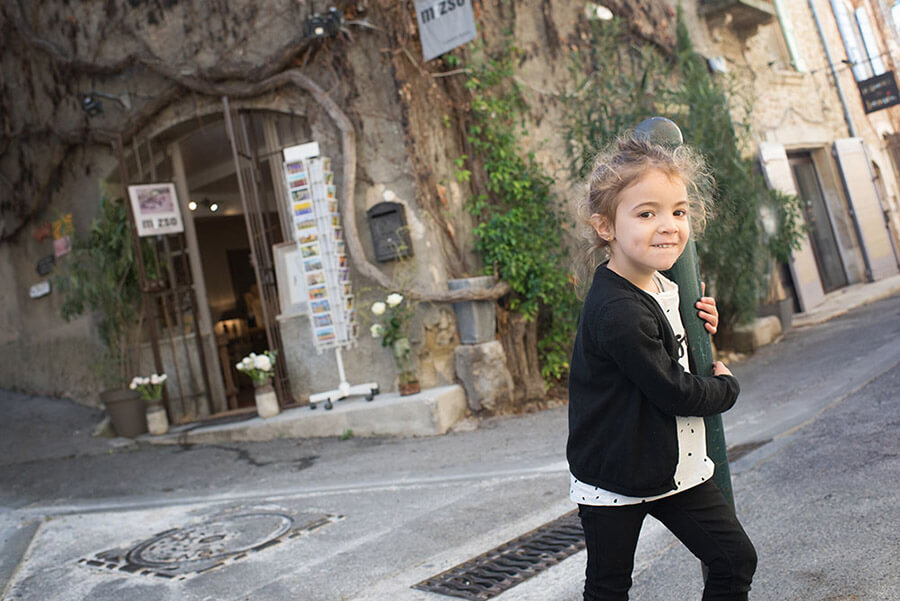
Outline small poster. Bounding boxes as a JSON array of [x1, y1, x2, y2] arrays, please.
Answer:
[[52, 214, 73, 257], [128, 183, 184, 237]]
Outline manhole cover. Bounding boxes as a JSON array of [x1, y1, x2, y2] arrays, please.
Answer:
[[413, 510, 584, 600], [79, 508, 341, 580]]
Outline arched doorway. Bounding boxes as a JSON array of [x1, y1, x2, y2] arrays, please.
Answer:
[[118, 105, 316, 423]]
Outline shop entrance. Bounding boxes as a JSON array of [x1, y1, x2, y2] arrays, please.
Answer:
[[117, 107, 314, 423], [176, 108, 311, 412], [788, 154, 848, 293]]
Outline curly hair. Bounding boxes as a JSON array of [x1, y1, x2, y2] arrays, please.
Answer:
[[574, 135, 714, 291]]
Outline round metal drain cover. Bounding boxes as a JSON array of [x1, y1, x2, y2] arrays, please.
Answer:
[[126, 512, 292, 570], [80, 509, 342, 580]]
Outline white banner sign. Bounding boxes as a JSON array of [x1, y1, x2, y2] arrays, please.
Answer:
[[128, 182, 184, 237], [414, 0, 477, 61]]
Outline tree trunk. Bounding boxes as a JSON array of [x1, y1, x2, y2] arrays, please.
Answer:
[[496, 305, 546, 404]]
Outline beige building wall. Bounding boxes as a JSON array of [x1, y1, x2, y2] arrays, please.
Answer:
[[677, 0, 900, 308]]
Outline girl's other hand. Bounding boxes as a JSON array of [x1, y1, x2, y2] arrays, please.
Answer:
[[696, 281, 719, 334], [713, 361, 732, 377]]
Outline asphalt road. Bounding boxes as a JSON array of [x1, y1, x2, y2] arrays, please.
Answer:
[[1, 293, 899, 600]]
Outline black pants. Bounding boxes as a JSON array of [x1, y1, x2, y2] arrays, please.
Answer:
[[578, 480, 756, 601]]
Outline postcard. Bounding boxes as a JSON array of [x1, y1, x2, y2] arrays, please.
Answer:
[[300, 243, 320, 258], [310, 299, 331, 314], [304, 258, 323, 273]]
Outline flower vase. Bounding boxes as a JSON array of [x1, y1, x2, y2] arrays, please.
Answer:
[[254, 382, 280, 418], [146, 398, 169, 435], [392, 338, 419, 396]]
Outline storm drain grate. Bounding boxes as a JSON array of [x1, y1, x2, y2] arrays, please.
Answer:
[[412, 510, 584, 600]]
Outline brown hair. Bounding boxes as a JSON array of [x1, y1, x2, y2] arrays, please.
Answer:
[[574, 135, 713, 292]]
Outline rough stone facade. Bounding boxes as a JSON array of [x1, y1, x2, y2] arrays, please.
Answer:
[[2, 0, 899, 419], [681, 0, 900, 307]]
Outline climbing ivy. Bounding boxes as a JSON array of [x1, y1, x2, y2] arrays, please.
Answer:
[[563, 11, 804, 329], [458, 45, 579, 381]]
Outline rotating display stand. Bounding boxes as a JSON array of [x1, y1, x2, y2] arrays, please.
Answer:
[[281, 143, 379, 410]]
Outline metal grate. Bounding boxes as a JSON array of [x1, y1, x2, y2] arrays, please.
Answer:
[[412, 510, 584, 600], [79, 509, 342, 581]]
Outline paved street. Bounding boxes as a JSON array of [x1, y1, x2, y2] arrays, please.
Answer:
[[2, 293, 899, 600]]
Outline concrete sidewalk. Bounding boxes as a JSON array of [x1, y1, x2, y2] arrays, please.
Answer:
[[792, 272, 900, 328], [144, 384, 467, 446]]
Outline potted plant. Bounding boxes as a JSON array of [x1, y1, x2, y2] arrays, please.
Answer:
[[55, 191, 148, 436], [236, 351, 280, 418], [369, 293, 420, 395], [130, 373, 169, 435]]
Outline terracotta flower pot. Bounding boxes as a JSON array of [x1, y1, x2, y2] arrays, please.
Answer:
[[399, 380, 420, 396]]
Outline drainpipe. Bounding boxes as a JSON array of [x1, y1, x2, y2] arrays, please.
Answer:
[[809, 0, 858, 138]]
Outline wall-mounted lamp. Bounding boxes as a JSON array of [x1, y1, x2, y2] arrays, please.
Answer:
[[306, 7, 343, 38], [79, 91, 132, 116]]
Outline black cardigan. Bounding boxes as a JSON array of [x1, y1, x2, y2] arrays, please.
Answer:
[[567, 264, 740, 497]]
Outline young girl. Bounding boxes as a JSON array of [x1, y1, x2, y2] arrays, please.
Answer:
[[567, 136, 757, 600]]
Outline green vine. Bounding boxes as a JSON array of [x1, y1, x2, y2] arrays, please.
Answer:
[[53, 190, 149, 387], [563, 11, 805, 329], [458, 44, 579, 381]]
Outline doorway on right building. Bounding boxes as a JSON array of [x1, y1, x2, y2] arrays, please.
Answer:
[[788, 154, 849, 293]]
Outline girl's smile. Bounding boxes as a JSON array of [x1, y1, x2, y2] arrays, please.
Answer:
[[591, 168, 690, 292]]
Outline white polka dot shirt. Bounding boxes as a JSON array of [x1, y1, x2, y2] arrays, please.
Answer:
[[570, 273, 714, 506]]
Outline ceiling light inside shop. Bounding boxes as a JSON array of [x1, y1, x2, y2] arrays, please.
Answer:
[[209, 201, 219, 212], [585, 2, 614, 20], [188, 200, 198, 211]]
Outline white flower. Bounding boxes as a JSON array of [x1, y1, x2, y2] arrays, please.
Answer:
[[141, 377, 151, 385], [255, 354, 272, 371], [159, 374, 168, 383], [236, 362, 244, 370], [129, 379, 138, 390], [370, 323, 385, 338], [371, 301, 386, 315], [386, 293, 404, 307], [150, 374, 161, 385]]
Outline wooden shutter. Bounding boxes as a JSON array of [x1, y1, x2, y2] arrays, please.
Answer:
[[833, 138, 899, 281], [758, 142, 826, 312]]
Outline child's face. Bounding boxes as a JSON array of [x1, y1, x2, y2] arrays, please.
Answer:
[[591, 169, 690, 284]]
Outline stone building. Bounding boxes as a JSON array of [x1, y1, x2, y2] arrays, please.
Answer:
[[2, 0, 899, 429], [687, 0, 900, 312]]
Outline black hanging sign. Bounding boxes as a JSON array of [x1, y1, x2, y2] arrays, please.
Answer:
[[857, 71, 900, 114]]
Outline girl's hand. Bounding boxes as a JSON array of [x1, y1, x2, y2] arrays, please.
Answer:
[[696, 281, 719, 334], [713, 361, 732, 377]]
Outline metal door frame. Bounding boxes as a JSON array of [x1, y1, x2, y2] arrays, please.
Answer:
[[222, 98, 293, 408], [115, 135, 222, 423]]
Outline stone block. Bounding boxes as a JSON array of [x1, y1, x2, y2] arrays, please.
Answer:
[[720, 315, 782, 353], [453, 341, 514, 412]]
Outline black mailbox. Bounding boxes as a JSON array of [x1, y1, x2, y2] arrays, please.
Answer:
[[366, 201, 413, 262]]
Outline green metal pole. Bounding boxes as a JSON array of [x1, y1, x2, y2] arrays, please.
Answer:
[[635, 117, 734, 508], [663, 242, 734, 508]]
